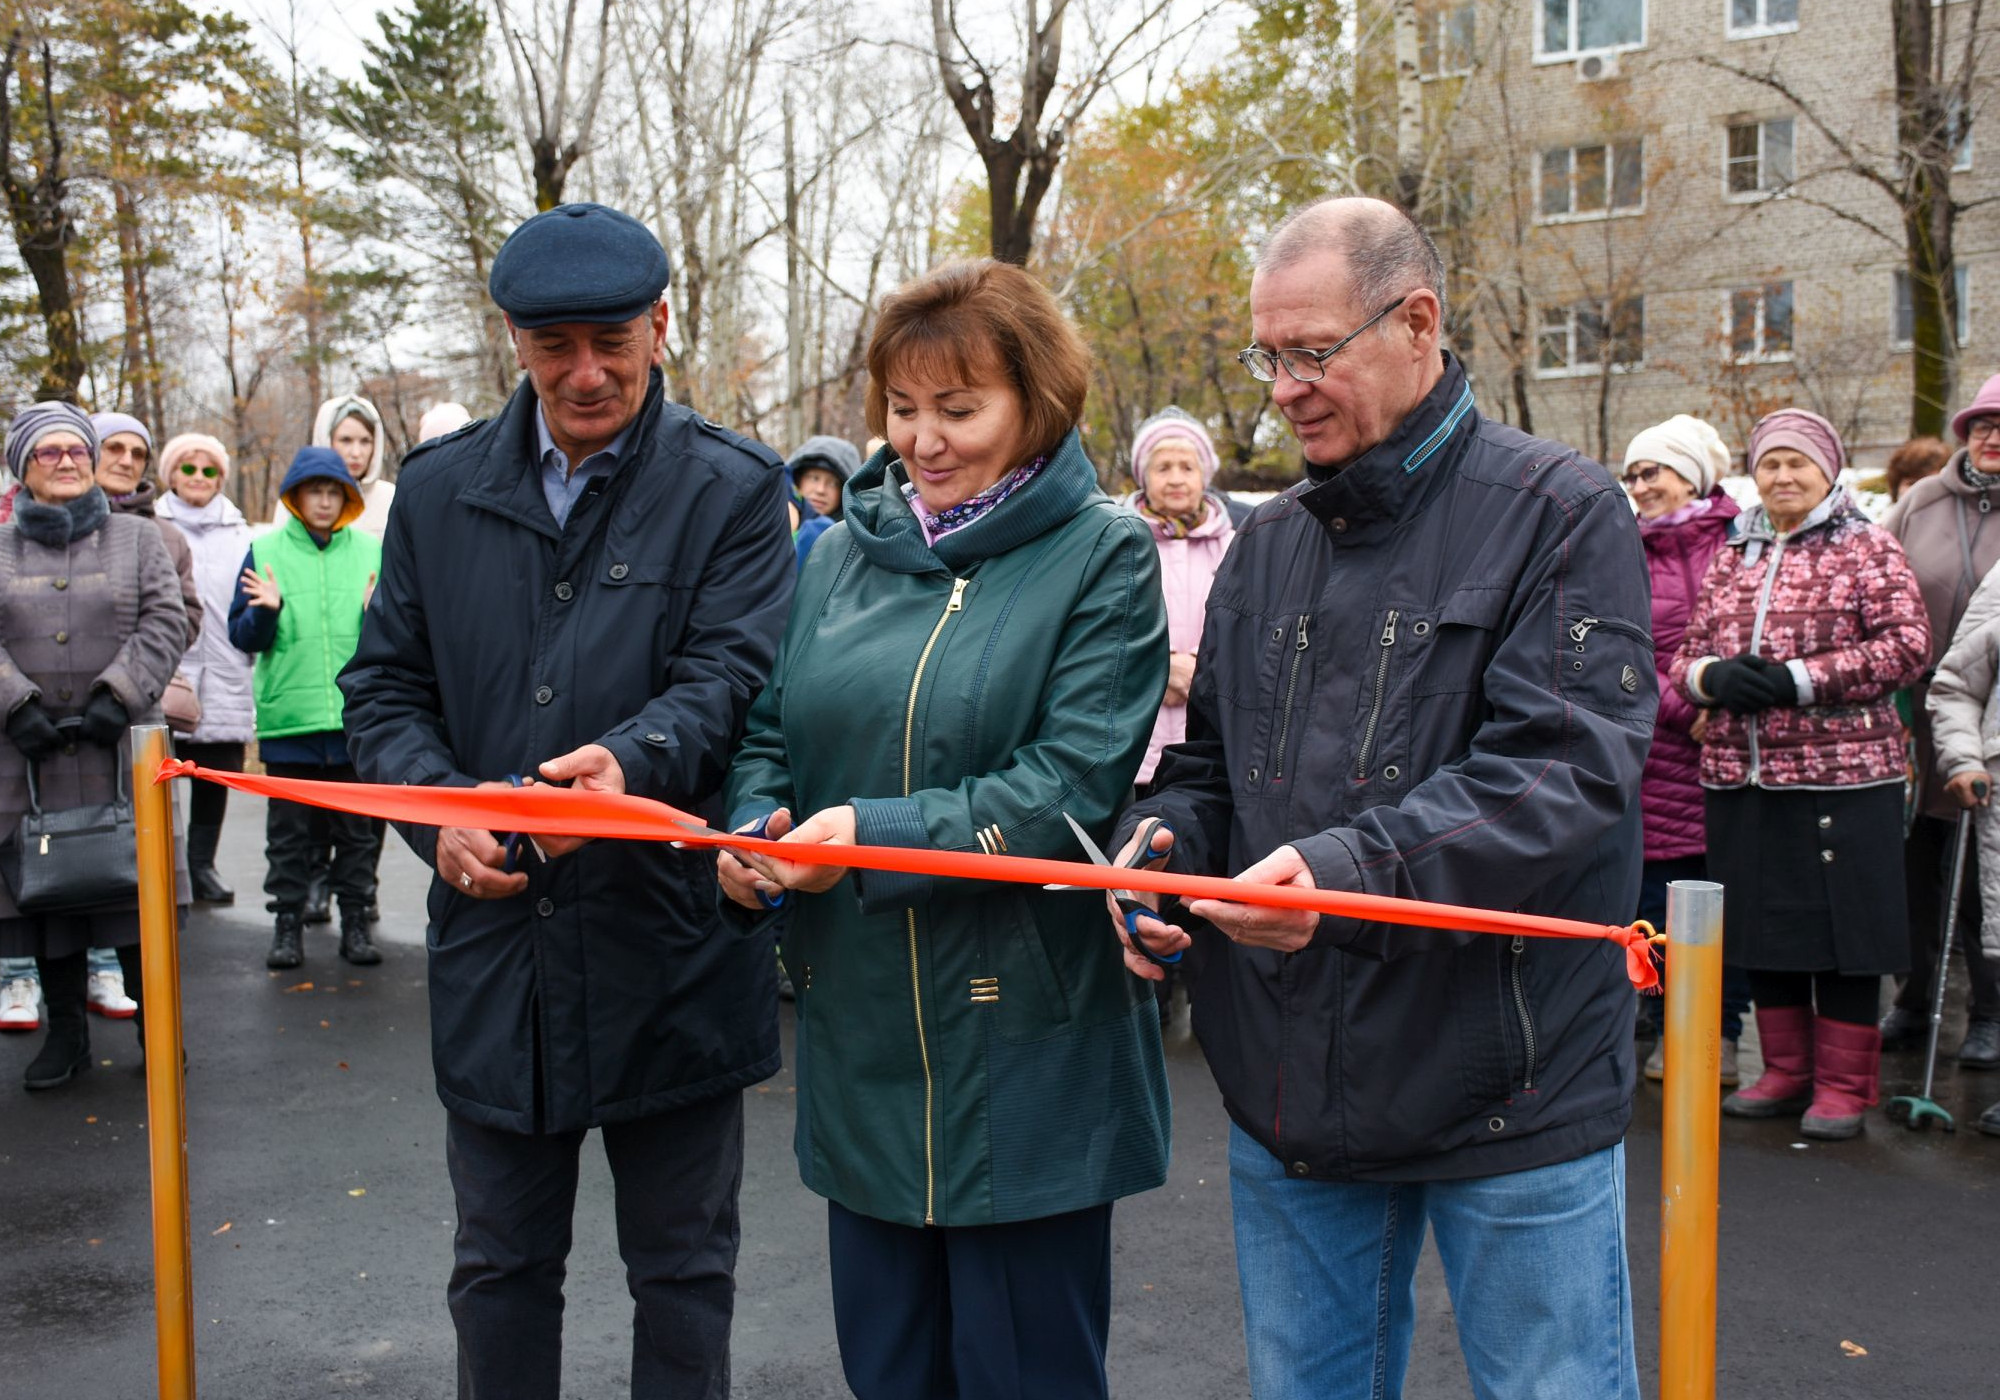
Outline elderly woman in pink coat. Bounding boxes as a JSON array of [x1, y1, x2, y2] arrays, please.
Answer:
[[1121, 407, 1234, 1025], [1123, 407, 1236, 792]]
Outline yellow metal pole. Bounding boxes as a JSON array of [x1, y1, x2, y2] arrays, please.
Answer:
[[1659, 878, 1723, 1400], [133, 724, 195, 1400]]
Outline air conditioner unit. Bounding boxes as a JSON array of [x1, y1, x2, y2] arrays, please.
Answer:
[[1576, 52, 1622, 82]]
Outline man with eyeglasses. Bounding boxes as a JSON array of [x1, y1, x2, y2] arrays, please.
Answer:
[[1111, 197, 1654, 1398]]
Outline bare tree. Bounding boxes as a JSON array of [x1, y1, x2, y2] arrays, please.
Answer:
[[0, 30, 84, 399], [1694, 0, 1991, 436], [929, 0, 1219, 264], [493, 0, 616, 209]]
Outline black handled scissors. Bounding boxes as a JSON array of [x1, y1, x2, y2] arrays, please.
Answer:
[[1049, 812, 1180, 967]]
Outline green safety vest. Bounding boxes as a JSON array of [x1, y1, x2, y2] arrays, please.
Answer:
[[248, 519, 382, 738]]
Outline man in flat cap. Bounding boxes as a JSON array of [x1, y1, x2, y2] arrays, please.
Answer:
[[341, 202, 796, 1399]]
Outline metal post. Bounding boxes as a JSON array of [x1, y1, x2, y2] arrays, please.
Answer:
[[1659, 878, 1723, 1400], [133, 725, 195, 1400]]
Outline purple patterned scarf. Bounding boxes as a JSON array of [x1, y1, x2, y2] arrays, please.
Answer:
[[902, 455, 1047, 545]]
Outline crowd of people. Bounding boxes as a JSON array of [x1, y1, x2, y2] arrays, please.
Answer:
[[6, 192, 2000, 1398]]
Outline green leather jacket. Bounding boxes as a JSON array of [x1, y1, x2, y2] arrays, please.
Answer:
[[725, 430, 1171, 1227]]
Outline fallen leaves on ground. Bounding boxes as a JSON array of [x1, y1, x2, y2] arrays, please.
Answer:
[[1840, 1340, 1868, 1358], [211, 1222, 232, 1236], [283, 982, 314, 993], [347, 1188, 366, 1197]]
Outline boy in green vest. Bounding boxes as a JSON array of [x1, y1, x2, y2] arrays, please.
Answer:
[[228, 446, 384, 971]]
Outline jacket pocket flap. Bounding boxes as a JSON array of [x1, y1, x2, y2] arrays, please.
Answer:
[[1439, 587, 1509, 630]]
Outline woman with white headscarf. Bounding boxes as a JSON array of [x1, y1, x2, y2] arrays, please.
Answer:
[[1620, 415, 1751, 1084], [274, 395, 396, 539]]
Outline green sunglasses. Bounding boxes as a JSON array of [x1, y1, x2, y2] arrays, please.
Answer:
[[176, 462, 223, 479]]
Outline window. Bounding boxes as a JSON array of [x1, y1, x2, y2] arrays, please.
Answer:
[[1538, 298, 1645, 376], [1539, 0, 1644, 58], [1726, 118, 1794, 197], [1893, 266, 1971, 348], [1538, 140, 1644, 220], [1949, 93, 1974, 171], [1728, 0, 1798, 37], [1421, 2, 1477, 77], [1727, 282, 1795, 362]]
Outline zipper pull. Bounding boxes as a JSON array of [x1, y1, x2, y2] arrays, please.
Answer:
[[1512, 934, 1524, 954], [946, 577, 968, 612], [1379, 610, 1399, 647], [1295, 614, 1311, 650], [1568, 617, 1599, 644]]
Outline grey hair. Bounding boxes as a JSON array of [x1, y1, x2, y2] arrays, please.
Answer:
[[1257, 197, 1448, 330]]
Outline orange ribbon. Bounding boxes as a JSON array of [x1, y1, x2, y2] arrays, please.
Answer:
[[156, 760, 1663, 989]]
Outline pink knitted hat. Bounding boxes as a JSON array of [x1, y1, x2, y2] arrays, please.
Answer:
[[1130, 408, 1219, 493], [1748, 408, 1845, 485], [1952, 373, 2000, 443]]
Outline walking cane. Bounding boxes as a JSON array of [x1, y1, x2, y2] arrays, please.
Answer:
[[1887, 786, 1985, 1132]]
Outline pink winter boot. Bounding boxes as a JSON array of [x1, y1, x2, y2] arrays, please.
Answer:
[[1722, 1005, 1814, 1118], [1800, 1017, 1881, 1140]]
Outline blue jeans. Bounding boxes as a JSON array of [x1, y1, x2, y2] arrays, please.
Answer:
[[1230, 1125, 1638, 1400], [0, 955, 34, 981]]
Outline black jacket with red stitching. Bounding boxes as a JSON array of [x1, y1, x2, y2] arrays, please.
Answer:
[[1121, 353, 1656, 1182]]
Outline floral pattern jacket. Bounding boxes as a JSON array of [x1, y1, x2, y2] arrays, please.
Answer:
[[1671, 486, 1930, 790]]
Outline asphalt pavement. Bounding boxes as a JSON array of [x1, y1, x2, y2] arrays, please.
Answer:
[[4, 792, 1998, 1398]]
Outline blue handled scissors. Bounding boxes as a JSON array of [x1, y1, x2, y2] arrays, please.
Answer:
[[1049, 812, 1180, 967], [664, 811, 787, 909], [498, 775, 540, 874]]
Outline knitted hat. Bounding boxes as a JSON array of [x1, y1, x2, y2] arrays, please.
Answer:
[[5, 402, 96, 483], [417, 402, 472, 442], [1130, 407, 1219, 493], [89, 411, 152, 455], [1952, 372, 2000, 443], [158, 432, 232, 485], [1748, 408, 1846, 485], [1623, 414, 1729, 495]]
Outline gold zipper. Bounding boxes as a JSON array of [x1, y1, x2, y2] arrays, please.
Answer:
[[902, 575, 965, 1226]]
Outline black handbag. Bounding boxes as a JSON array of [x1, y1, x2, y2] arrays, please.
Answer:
[[0, 721, 139, 915]]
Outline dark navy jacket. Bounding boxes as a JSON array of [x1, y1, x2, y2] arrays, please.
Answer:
[[339, 371, 796, 1133], [1122, 354, 1656, 1182]]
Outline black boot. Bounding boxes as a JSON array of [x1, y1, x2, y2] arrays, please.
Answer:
[[24, 953, 90, 1090], [267, 910, 305, 969], [338, 906, 381, 966], [187, 822, 234, 905], [303, 869, 332, 925]]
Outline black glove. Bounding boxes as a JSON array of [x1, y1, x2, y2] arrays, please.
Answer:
[[1700, 656, 1784, 715], [1742, 654, 1800, 707], [6, 700, 63, 761], [79, 689, 130, 748]]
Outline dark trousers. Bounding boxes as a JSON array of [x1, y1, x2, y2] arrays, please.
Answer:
[[828, 1200, 1114, 1400], [1635, 855, 1753, 1039], [444, 1092, 743, 1400], [179, 741, 243, 828], [262, 762, 376, 915], [1899, 814, 2000, 1019], [1749, 969, 1881, 1025]]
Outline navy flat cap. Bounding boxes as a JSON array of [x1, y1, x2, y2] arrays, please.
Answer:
[[489, 203, 673, 328]]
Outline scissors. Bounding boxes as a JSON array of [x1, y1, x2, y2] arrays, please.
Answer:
[[1049, 812, 1180, 967], [498, 775, 542, 874], [666, 811, 787, 910]]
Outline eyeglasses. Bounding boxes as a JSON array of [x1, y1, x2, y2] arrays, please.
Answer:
[[1969, 419, 2000, 442], [177, 462, 223, 478], [29, 444, 92, 469], [1622, 463, 1668, 487], [1238, 296, 1408, 383]]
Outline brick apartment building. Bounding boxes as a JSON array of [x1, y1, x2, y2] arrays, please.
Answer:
[[1381, 0, 1999, 469]]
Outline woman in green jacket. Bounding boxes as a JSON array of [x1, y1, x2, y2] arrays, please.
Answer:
[[721, 259, 1170, 1400]]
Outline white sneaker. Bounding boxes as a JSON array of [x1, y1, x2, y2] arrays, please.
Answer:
[[0, 974, 41, 1031], [86, 968, 137, 1019]]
